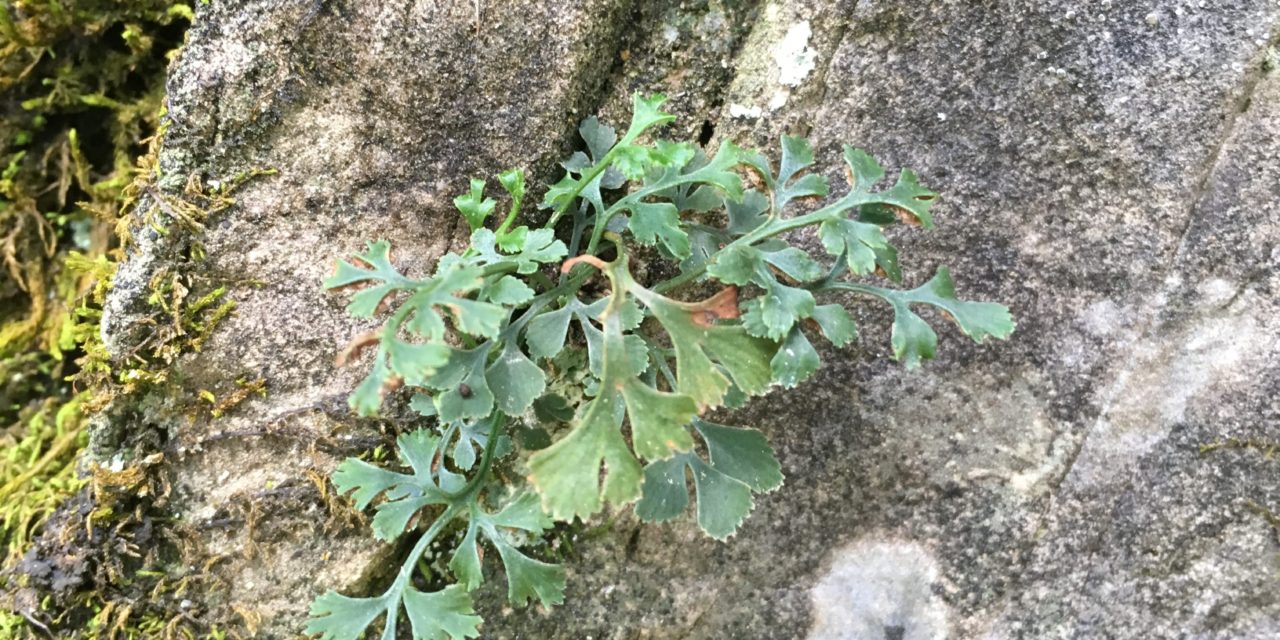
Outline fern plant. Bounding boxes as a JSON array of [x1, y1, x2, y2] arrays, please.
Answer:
[[307, 94, 1014, 639]]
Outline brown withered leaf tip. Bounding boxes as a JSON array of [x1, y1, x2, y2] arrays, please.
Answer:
[[689, 286, 740, 328], [329, 259, 369, 295], [893, 206, 923, 226], [336, 331, 380, 366]]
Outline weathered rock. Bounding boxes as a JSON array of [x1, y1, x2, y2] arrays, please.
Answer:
[[475, 1, 1280, 638], [989, 62, 1280, 640], [92, 0, 1280, 638], [98, 0, 631, 634]]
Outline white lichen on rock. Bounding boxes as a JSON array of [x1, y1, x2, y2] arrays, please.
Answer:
[[808, 539, 950, 640], [720, 4, 821, 118], [773, 20, 815, 87]]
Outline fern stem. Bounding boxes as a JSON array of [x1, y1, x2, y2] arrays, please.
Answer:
[[467, 413, 505, 494], [546, 154, 617, 229], [390, 503, 461, 592], [495, 191, 524, 238], [385, 414, 505, 607], [651, 264, 702, 295], [481, 262, 520, 278], [809, 280, 893, 302], [653, 200, 846, 294]]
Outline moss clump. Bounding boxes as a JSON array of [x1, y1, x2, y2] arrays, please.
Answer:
[[0, 0, 198, 636], [1, 0, 190, 371], [0, 395, 87, 563]]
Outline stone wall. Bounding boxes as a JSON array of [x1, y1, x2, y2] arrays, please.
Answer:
[[98, 1, 1280, 637]]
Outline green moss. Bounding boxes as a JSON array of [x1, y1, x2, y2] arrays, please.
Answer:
[[0, 1, 291, 634], [0, 394, 88, 565], [91, 167, 274, 405], [0, 1, 203, 636], [1200, 437, 1280, 459], [0, 0, 191, 409]]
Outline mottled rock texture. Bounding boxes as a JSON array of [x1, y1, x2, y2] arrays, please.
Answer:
[[95, 0, 1280, 637]]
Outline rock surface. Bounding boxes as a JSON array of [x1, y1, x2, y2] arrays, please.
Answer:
[[96, 0, 1280, 637], [99, 0, 633, 633]]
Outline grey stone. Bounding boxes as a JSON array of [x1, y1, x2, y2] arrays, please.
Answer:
[[97, 0, 630, 635], [88, 0, 1280, 638], [809, 541, 947, 640], [477, 2, 1280, 638], [988, 63, 1280, 640]]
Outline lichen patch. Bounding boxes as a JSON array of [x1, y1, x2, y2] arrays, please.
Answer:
[[808, 538, 950, 640]]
